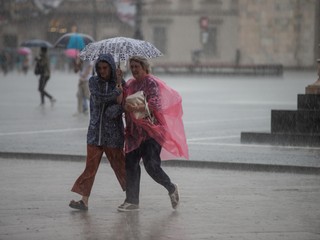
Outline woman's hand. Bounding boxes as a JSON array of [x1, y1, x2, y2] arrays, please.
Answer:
[[116, 84, 123, 104], [124, 103, 136, 112], [115, 68, 124, 104], [124, 103, 143, 112], [116, 68, 123, 85]]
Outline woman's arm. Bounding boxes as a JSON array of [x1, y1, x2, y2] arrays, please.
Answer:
[[89, 77, 122, 104], [104, 104, 124, 119], [145, 78, 161, 111]]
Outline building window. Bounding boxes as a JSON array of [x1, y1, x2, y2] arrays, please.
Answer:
[[202, 27, 217, 56], [153, 26, 167, 54]]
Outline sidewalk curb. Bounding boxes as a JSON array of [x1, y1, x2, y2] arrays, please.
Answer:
[[1, 151, 319, 175]]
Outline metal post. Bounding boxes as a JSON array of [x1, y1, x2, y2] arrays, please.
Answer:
[[92, 0, 97, 40], [133, 0, 143, 40]]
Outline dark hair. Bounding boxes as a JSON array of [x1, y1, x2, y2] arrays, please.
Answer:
[[40, 47, 47, 53]]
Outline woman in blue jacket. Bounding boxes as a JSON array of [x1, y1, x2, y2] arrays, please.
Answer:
[[69, 53, 126, 210]]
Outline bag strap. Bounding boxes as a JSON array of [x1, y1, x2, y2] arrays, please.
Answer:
[[143, 93, 154, 124]]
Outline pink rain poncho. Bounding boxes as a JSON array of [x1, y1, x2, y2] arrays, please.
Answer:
[[124, 74, 189, 160]]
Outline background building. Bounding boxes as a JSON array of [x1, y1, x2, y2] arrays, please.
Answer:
[[0, 0, 318, 68]]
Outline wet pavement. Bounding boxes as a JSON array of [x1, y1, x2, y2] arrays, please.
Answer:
[[1, 158, 320, 240], [0, 70, 320, 239], [0, 70, 320, 168]]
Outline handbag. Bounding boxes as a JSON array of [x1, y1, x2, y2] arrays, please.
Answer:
[[34, 61, 43, 75], [126, 91, 153, 122]]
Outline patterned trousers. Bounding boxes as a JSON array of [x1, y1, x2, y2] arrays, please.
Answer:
[[71, 144, 126, 197]]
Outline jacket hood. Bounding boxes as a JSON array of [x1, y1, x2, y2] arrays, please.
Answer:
[[95, 53, 116, 81]]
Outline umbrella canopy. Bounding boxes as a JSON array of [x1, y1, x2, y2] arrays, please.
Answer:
[[64, 49, 80, 59], [17, 47, 31, 55], [79, 37, 163, 62], [54, 33, 94, 50], [20, 39, 53, 48]]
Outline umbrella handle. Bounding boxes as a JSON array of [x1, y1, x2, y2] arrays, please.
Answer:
[[116, 67, 123, 85]]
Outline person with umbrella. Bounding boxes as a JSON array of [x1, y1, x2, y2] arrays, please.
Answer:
[[69, 53, 126, 211], [54, 25, 95, 116], [73, 56, 94, 116], [117, 56, 189, 212], [0, 49, 9, 75], [35, 47, 56, 106]]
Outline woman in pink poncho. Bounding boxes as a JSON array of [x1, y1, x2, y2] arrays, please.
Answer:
[[117, 56, 189, 212]]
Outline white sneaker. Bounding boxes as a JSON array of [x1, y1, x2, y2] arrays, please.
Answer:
[[169, 184, 179, 209], [117, 202, 139, 212], [50, 98, 56, 106]]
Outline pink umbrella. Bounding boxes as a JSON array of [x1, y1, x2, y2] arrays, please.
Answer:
[[64, 49, 80, 58], [17, 47, 31, 55]]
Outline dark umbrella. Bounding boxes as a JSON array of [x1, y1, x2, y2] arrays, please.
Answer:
[[54, 33, 94, 50], [20, 39, 53, 48]]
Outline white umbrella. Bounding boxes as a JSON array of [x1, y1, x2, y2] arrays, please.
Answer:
[[79, 37, 163, 62]]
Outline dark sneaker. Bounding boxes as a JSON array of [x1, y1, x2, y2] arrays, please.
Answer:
[[169, 184, 179, 209], [69, 200, 88, 211], [117, 202, 139, 212]]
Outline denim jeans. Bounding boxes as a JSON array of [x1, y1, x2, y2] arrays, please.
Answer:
[[125, 138, 175, 204], [38, 75, 52, 104]]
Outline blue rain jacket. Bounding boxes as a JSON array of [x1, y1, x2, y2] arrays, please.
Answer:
[[87, 53, 124, 147]]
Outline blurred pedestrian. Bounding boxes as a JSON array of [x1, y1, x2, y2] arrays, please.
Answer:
[[34, 47, 56, 106], [22, 55, 29, 74], [73, 57, 93, 116], [69, 53, 126, 211], [117, 56, 189, 212], [0, 50, 9, 75]]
